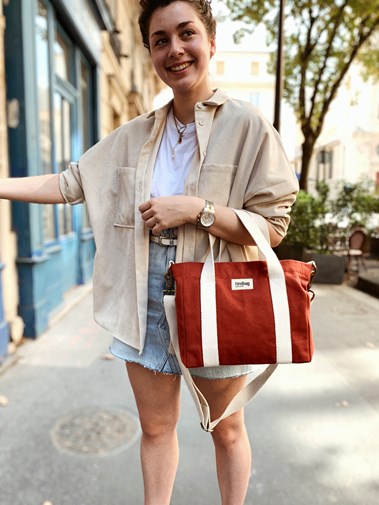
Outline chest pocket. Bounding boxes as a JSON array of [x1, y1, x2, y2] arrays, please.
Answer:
[[113, 167, 136, 228], [198, 164, 237, 206]]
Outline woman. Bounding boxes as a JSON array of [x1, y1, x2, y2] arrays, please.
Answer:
[[0, 1, 298, 503]]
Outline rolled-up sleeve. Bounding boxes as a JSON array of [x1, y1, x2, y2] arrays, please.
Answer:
[[59, 162, 85, 205], [244, 130, 299, 237], [246, 182, 298, 237]]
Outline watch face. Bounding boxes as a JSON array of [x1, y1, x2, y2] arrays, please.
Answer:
[[200, 212, 215, 227]]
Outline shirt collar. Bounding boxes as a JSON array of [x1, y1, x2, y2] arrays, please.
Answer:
[[146, 88, 228, 120]]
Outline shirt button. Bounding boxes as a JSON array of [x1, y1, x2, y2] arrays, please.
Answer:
[[198, 120, 205, 126]]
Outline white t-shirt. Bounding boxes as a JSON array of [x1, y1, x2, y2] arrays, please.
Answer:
[[151, 108, 198, 197]]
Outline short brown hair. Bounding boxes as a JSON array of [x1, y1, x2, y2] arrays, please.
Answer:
[[138, 0, 216, 50]]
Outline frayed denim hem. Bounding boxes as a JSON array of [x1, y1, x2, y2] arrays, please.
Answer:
[[109, 344, 181, 377]]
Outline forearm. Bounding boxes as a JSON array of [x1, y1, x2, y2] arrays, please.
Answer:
[[0, 174, 65, 204], [207, 203, 282, 247], [139, 195, 282, 247]]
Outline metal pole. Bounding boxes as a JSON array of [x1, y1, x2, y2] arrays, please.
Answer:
[[273, 0, 285, 132]]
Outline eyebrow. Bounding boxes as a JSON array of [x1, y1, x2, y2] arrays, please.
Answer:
[[150, 21, 194, 39]]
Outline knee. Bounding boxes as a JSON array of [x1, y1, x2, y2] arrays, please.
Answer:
[[139, 413, 178, 442], [211, 413, 246, 450]]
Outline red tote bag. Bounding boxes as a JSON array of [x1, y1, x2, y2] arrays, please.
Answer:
[[163, 209, 316, 431], [170, 210, 316, 369]]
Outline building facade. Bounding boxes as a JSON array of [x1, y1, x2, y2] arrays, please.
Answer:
[[293, 65, 379, 193], [209, 23, 275, 120], [0, 0, 162, 357], [0, 0, 18, 359], [210, 12, 379, 192], [206, 20, 297, 159]]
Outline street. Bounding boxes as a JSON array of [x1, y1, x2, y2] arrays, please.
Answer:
[[0, 283, 378, 505]]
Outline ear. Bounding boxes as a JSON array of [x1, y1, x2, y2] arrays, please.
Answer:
[[210, 38, 216, 58]]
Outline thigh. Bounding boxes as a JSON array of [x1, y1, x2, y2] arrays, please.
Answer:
[[126, 362, 181, 428], [193, 375, 248, 421]]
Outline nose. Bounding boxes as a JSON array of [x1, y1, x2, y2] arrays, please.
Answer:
[[168, 36, 184, 58]]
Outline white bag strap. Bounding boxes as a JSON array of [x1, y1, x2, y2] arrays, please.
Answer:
[[164, 209, 290, 431], [164, 294, 278, 432]]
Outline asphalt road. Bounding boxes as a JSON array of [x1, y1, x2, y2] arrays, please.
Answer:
[[0, 283, 378, 505]]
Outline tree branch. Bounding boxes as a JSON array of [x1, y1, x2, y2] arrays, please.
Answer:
[[315, 18, 379, 138], [308, 0, 349, 124], [299, 9, 318, 125]]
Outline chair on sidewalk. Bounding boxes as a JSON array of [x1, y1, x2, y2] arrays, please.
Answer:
[[346, 227, 368, 273]]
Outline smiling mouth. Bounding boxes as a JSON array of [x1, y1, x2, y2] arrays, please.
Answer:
[[169, 62, 192, 72]]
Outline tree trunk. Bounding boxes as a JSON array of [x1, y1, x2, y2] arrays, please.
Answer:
[[299, 136, 316, 191]]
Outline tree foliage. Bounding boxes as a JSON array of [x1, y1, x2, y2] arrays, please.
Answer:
[[283, 179, 379, 252], [225, 0, 379, 189]]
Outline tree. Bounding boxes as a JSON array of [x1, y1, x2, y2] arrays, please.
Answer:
[[225, 0, 379, 190]]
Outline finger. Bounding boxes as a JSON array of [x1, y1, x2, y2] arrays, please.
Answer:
[[138, 200, 151, 213], [145, 216, 160, 230], [140, 204, 158, 222]]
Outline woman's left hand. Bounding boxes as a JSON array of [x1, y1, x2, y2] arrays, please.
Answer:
[[139, 196, 283, 246], [139, 196, 203, 233]]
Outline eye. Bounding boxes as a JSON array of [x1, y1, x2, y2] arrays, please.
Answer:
[[182, 29, 195, 38], [154, 37, 168, 47]]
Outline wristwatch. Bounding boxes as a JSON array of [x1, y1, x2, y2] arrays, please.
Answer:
[[197, 200, 215, 228]]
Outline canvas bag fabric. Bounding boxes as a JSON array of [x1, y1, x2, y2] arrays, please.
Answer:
[[163, 209, 316, 431], [171, 255, 314, 367]]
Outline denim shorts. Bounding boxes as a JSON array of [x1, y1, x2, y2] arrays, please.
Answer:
[[110, 237, 256, 379]]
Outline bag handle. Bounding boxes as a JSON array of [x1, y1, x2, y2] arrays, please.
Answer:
[[201, 209, 292, 367], [164, 209, 287, 431]]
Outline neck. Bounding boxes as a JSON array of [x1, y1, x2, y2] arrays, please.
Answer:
[[172, 88, 214, 124]]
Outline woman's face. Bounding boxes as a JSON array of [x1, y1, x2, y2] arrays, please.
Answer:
[[148, 1, 216, 100]]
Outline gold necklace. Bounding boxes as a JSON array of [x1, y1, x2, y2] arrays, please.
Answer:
[[171, 114, 187, 159]]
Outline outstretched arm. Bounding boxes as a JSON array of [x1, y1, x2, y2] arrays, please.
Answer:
[[0, 174, 64, 204]]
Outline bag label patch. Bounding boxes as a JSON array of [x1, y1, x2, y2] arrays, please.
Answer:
[[231, 278, 254, 290]]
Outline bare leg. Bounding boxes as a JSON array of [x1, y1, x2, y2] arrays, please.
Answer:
[[194, 375, 252, 505], [126, 362, 181, 505]]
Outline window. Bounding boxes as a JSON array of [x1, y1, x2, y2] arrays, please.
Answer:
[[316, 150, 333, 181], [54, 92, 73, 234], [251, 61, 260, 76], [80, 59, 91, 152], [216, 60, 225, 75], [54, 30, 73, 83], [79, 58, 93, 230], [35, 0, 55, 242], [34, 3, 95, 241]]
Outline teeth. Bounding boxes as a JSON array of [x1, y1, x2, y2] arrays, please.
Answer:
[[171, 62, 191, 72]]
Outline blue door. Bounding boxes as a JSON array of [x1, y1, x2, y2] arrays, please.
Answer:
[[4, 0, 97, 337]]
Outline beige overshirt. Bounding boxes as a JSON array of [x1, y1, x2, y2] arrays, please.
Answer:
[[59, 89, 299, 351]]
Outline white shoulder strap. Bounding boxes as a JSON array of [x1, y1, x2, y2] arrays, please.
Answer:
[[164, 209, 287, 431], [164, 294, 278, 432]]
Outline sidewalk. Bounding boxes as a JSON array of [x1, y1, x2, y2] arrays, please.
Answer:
[[0, 283, 378, 505]]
